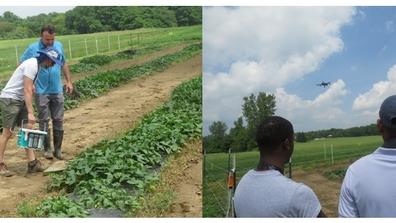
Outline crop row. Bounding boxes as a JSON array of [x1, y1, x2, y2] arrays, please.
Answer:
[[64, 43, 201, 110], [69, 45, 163, 74], [18, 76, 202, 217], [0, 43, 201, 128]]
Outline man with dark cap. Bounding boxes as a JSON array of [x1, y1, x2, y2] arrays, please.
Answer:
[[339, 95, 396, 217], [234, 116, 326, 217], [0, 47, 64, 176]]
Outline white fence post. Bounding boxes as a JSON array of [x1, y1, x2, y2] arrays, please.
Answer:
[[85, 39, 88, 56], [68, 40, 72, 59], [95, 37, 99, 54], [108, 33, 111, 51], [118, 35, 121, 50], [15, 45, 19, 65]]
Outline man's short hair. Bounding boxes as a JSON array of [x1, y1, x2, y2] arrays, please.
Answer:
[[41, 25, 55, 35], [256, 116, 294, 153]]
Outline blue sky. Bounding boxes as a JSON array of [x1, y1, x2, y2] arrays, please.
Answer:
[[289, 7, 396, 104], [204, 6, 396, 134]]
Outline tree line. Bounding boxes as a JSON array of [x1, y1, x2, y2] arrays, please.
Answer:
[[295, 124, 379, 142], [204, 92, 380, 154], [204, 92, 277, 153], [0, 6, 201, 39]]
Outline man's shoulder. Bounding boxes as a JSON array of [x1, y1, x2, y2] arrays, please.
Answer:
[[26, 41, 40, 50], [348, 152, 375, 172], [21, 57, 38, 66], [54, 41, 64, 48], [293, 182, 315, 195]]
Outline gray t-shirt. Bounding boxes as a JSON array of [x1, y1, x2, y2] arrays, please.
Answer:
[[234, 169, 321, 217]]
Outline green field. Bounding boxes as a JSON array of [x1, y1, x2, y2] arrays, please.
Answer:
[[0, 25, 201, 74], [203, 135, 382, 217]]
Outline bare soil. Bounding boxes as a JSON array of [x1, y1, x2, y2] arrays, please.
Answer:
[[0, 54, 201, 217], [293, 165, 347, 217], [164, 140, 202, 217], [134, 139, 202, 217]]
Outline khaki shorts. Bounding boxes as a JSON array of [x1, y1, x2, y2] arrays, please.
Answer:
[[0, 97, 28, 130]]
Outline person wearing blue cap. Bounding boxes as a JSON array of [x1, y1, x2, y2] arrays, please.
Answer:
[[20, 25, 73, 160], [339, 95, 396, 217], [0, 47, 63, 176]]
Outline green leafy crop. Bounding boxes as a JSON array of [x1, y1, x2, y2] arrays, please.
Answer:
[[37, 76, 202, 217]]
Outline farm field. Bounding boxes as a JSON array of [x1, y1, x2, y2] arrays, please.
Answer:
[[0, 25, 201, 75], [0, 39, 202, 216], [203, 135, 382, 217]]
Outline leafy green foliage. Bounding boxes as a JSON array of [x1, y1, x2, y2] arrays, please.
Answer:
[[35, 196, 89, 217], [204, 91, 277, 153], [242, 92, 276, 149], [204, 121, 228, 153], [324, 168, 347, 180], [80, 55, 113, 66], [304, 124, 380, 140], [0, 6, 202, 39], [228, 117, 248, 152], [69, 45, 162, 74], [70, 63, 99, 73], [69, 54, 112, 73], [17, 200, 39, 217], [115, 49, 137, 59], [41, 76, 202, 216], [296, 132, 308, 143]]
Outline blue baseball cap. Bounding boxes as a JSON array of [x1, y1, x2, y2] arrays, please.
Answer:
[[37, 47, 63, 66], [379, 95, 396, 129]]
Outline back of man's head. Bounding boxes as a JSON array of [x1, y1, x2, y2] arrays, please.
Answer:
[[379, 95, 396, 138], [256, 116, 294, 154]]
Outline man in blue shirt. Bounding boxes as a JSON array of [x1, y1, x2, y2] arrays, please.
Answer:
[[20, 25, 73, 160]]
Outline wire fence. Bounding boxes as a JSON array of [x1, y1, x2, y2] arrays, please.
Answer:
[[0, 28, 185, 73], [203, 143, 378, 217]]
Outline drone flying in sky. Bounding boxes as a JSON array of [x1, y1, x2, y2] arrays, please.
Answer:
[[316, 81, 331, 88]]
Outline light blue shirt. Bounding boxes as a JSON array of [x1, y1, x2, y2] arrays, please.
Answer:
[[339, 147, 396, 217], [20, 39, 66, 94], [234, 169, 321, 217]]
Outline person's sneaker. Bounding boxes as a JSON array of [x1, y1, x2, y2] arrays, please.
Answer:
[[27, 159, 45, 173], [0, 162, 14, 177]]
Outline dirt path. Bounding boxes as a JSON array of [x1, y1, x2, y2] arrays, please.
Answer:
[[0, 54, 202, 217], [165, 141, 202, 217], [293, 168, 343, 217], [135, 140, 202, 217]]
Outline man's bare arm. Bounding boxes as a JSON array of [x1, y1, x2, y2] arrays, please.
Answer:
[[23, 76, 36, 128]]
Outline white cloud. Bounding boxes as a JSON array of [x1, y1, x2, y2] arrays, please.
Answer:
[[275, 80, 348, 131], [203, 7, 356, 134], [352, 65, 396, 114]]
